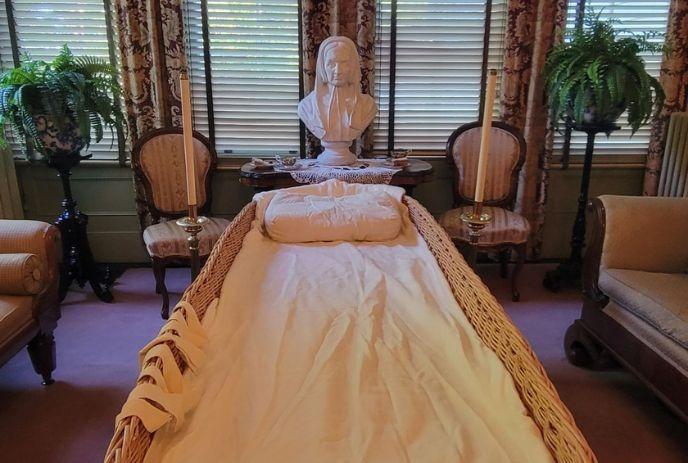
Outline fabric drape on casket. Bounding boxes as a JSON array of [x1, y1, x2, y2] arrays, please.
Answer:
[[643, 0, 688, 196], [499, 0, 568, 257], [301, 0, 376, 158], [113, 0, 187, 228]]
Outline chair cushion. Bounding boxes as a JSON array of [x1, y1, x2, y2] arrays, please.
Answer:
[[143, 217, 231, 258], [599, 268, 688, 348], [0, 295, 33, 346], [439, 206, 530, 246]]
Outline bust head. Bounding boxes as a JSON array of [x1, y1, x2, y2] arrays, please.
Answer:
[[316, 36, 361, 90], [323, 42, 356, 87]]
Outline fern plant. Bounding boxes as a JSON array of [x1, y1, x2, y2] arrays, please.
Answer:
[[544, 14, 665, 133], [0, 45, 124, 157]]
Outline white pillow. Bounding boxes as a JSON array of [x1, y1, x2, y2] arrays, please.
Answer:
[[264, 190, 403, 243]]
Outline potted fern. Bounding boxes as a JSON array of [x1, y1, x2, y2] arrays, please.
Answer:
[[544, 14, 665, 132], [0, 45, 124, 163], [0, 45, 125, 303]]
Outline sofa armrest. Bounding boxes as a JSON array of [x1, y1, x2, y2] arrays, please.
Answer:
[[597, 195, 688, 273], [583, 196, 688, 304], [0, 220, 61, 323]]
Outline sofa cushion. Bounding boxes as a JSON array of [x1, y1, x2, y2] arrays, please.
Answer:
[[599, 268, 688, 348], [0, 295, 33, 346]]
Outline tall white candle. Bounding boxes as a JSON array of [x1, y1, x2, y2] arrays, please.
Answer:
[[474, 69, 498, 204], [180, 71, 197, 208]]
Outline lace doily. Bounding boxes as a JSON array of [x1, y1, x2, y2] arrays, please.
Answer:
[[284, 162, 401, 185]]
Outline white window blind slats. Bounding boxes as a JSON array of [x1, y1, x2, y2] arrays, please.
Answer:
[[1, 0, 120, 159], [375, 0, 507, 152], [186, 0, 300, 155], [554, 0, 670, 157], [0, 7, 13, 72]]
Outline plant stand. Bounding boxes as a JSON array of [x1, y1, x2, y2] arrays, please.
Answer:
[[543, 122, 620, 292], [48, 152, 116, 303]]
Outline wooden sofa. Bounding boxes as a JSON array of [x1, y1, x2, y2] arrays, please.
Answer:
[[0, 220, 61, 384], [566, 195, 688, 421]]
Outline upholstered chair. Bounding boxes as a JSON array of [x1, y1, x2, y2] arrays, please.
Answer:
[[439, 121, 528, 301], [132, 128, 230, 319]]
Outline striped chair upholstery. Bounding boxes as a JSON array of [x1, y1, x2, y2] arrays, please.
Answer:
[[439, 121, 528, 301], [450, 124, 522, 203], [138, 134, 212, 214], [440, 206, 530, 246], [143, 217, 230, 258]]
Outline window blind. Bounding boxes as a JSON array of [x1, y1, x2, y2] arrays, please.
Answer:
[[0, 7, 13, 70], [0, 0, 121, 159], [554, 0, 670, 157], [374, 0, 507, 152], [185, 0, 301, 156]]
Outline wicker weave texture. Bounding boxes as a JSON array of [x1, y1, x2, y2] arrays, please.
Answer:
[[406, 197, 595, 463], [105, 198, 594, 463]]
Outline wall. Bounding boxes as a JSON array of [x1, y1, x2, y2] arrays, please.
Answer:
[[15, 159, 643, 263]]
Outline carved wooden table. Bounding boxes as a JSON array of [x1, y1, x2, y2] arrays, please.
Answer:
[[239, 158, 434, 196]]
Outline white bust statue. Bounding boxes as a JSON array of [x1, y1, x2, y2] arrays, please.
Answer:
[[297, 36, 377, 166]]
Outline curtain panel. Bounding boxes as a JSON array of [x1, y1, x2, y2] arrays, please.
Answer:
[[301, 0, 376, 158], [500, 0, 568, 257], [114, 0, 187, 143], [643, 0, 688, 196], [114, 0, 187, 228]]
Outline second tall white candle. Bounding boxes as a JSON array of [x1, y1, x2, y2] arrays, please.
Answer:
[[180, 72, 197, 208], [474, 69, 497, 204]]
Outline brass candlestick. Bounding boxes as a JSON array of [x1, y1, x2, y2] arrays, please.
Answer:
[[459, 202, 492, 268], [176, 205, 207, 281], [459, 202, 493, 244]]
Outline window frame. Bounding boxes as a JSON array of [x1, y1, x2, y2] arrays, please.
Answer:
[[186, 0, 303, 158], [2, 0, 126, 164], [373, 0, 503, 156]]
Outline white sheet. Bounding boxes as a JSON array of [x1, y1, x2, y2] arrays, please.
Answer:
[[146, 209, 553, 463]]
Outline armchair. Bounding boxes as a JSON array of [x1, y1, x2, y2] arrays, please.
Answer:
[[567, 195, 688, 421], [0, 220, 61, 384]]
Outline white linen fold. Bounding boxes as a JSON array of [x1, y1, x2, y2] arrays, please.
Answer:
[[115, 299, 219, 436]]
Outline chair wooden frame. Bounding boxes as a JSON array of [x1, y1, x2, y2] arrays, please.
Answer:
[[131, 127, 218, 318], [445, 121, 527, 301]]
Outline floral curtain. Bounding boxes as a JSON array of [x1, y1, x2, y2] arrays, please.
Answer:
[[113, 0, 187, 228], [643, 0, 688, 196], [301, 0, 376, 158], [114, 0, 187, 142], [500, 0, 568, 257]]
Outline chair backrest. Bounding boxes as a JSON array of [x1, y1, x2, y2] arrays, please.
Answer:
[[131, 128, 217, 223], [446, 121, 526, 208]]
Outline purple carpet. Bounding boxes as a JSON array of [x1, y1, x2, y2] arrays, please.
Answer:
[[0, 264, 686, 462]]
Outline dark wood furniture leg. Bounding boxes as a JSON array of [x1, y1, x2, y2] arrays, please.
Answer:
[[511, 243, 526, 302], [152, 257, 170, 319], [27, 332, 56, 385], [499, 249, 509, 279]]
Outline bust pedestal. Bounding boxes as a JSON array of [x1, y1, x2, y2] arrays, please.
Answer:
[[318, 141, 357, 166]]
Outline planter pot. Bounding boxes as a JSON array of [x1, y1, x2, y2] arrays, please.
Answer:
[[34, 115, 85, 156], [567, 101, 625, 129]]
